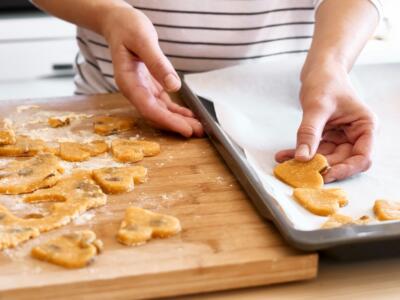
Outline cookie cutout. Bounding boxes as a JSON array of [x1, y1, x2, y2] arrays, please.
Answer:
[[293, 188, 348, 216], [0, 136, 47, 157], [93, 166, 147, 194], [274, 154, 329, 188], [31, 230, 103, 268], [111, 139, 160, 163], [117, 207, 181, 246], [374, 200, 400, 221], [0, 153, 63, 195], [93, 116, 136, 136], [322, 214, 371, 229], [48, 117, 70, 128], [0, 205, 40, 250], [24, 171, 107, 231], [57, 140, 108, 162], [0, 120, 16, 145]]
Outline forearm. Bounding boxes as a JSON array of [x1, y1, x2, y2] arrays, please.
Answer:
[[301, 0, 379, 81], [32, 0, 132, 36]]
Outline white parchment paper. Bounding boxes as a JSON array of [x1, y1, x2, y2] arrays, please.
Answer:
[[185, 55, 400, 230]]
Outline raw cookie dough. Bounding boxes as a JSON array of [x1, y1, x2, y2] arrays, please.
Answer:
[[24, 170, 107, 231], [0, 120, 16, 145], [117, 207, 181, 246], [48, 117, 70, 128], [31, 230, 103, 268], [57, 140, 108, 162], [0, 136, 47, 157], [374, 200, 400, 221], [0, 205, 40, 250], [111, 139, 160, 163], [93, 116, 136, 136], [93, 166, 147, 194], [293, 188, 348, 216], [274, 154, 329, 188], [322, 214, 371, 229], [0, 153, 63, 194]]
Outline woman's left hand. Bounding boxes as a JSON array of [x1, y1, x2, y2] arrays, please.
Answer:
[[275, 63, 377, 183]]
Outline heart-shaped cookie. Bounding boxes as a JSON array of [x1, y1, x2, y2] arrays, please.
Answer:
[[93, 166, 147, 194], [321, 214, 370, 229], [56, 140, 108, 162], [117, 207, 181, 246], [31, 230, 103, 268], [93, 116, 136, 136], [274, 154, 329, 188], [374, 200, 400, 221], [48, 116, 70, 128], [111, 139, 161, 163], [293, 188, 348, 216]]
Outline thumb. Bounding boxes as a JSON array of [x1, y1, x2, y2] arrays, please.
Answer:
[[296, 107, 330, 161], [134, 36, 181, 92]]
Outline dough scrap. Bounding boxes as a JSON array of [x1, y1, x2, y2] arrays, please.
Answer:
[[48, 117, 70, 128], [0, 153, 63, 195], [117, 207, 181, 246], [111, 139, 160, 163], [0, 169, 106, 249], [374, 200, 400, 221], [0, 206, 40, 250], [0, 120, 16, 145], [322, 214, 371, 229], [293, 188, 348, 216], [57, 140, 108, 162], [23, 170, 107, 232], [0, 136, 47, 157], [93, 116, 135, 136], [31, 230, 103, 268], [93, 166, 147, 194], [274, 154, 329, 188]]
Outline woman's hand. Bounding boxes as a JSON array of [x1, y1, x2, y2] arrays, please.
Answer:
[[275, 63, 377, 183], [102, 7, 204, 137]]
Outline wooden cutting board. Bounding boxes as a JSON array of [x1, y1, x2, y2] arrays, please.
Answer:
[[0, 94, 317, 300]]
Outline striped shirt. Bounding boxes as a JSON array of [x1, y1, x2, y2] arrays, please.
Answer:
[[74, 0, 382, 95]]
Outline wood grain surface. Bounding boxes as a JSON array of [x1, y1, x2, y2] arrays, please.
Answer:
[[0, 94, 317, 300]]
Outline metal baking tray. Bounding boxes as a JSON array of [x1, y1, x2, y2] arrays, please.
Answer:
[[180, 76, 400, 259]]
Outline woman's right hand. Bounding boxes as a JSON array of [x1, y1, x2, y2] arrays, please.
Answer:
[[102, 6, 204, 137]]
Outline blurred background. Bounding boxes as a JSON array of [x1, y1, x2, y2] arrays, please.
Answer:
[[0, 0, 399, 101]]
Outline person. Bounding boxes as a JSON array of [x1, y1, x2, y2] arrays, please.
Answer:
[[32, 0, 382, 183]]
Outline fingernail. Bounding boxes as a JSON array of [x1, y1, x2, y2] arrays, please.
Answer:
[[164, 73, 180, 91], [296, 144, 310, 159], [324, 175, 335, 183]]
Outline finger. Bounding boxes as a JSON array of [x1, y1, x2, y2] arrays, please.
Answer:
[[184, 116, 204, 137], [324, 126, 374, 182], [159, 90, 194, 117], [275, 142, 335, 163], [155, 98, 203, 137], [317, 142, 336, 156], [296, 107, 330, 161], [322, 130, 349, 145], [325, 143, 352, 166], [275, 149, 295, 163], [324, 154, 372, 183], [114, 55, 193, 137], [133, 31, 181, 92], [136, 89, 194, 137], [156, 98, 168, 110]]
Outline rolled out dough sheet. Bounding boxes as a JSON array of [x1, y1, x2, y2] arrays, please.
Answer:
[[185, 55, 400, 230]]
